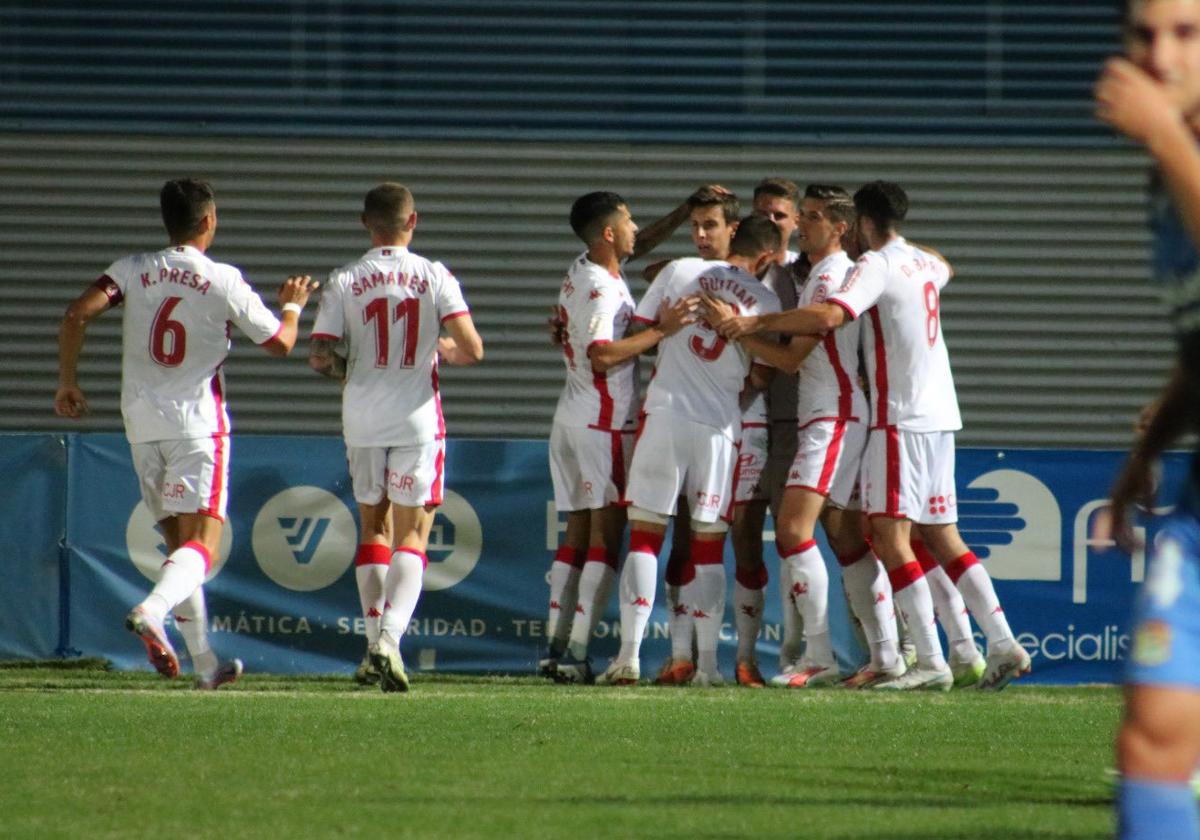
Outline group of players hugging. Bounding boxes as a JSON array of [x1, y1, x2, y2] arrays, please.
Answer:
[[539, 178, 1032, 691]]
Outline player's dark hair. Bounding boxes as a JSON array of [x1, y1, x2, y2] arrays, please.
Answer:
[[159, 178, 215, 243], [569, 191, 627, 243], [753, 177, 800, 207], [805, 183, 856, 226], [853, 181, 908, 234], [687, 186, 740, 223], [363, 182, 415, 236], [728, 214, 782, 258]]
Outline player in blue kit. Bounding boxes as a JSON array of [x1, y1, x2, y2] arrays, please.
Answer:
[[1096, 1, 1200, 837]]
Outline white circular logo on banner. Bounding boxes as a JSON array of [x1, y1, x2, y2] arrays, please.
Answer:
[[423, 490, 483, 591], [124, 502, 232, 583], [252, 486, 357, 592]]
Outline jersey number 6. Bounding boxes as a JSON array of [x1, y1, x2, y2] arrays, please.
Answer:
[[150, 296, 187, 367]]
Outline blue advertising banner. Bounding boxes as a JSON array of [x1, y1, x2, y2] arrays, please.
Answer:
[[0, 434, 67, 659], [35, 433, 1198, 683]]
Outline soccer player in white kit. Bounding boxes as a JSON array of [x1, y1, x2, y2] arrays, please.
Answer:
[[598, 216, 783, 686], [714, 181, 1029, 691], [309, 183, 483, 693], [55, 178, 316, 688], [545, 192, 695, 683]]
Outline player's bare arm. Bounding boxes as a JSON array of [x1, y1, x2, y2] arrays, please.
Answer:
[[1097, 57, 1200, 248], [547, 305, 566, 347], [1098, 361, 1194, 551], [55, 285, 114, 418], [262, 275, 318, 357], [308, 337, 347, 380], [588, 296, 697, 372], [742, 333, 821, 375], [440, 313, 484, 365], [631, 184, 733, 261], [700, 292, 844, 339]]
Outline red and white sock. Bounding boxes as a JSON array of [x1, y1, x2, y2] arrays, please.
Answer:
[[782, 539, 833, 668], [379, 548, 426, 645], [354, 543, 391, 647], [775, 554, 803, 667], [665, 549, 696, 663], [547, 545, 584, 654], [734, 564, 767, 663], [838, 550, 900, 671], [172, 587, 216, 679], [912, 540, 977, 663], [567, 547, 617, 661], [617, 530, 661, 664], [947, 551, 1016, 654], [685, 538, 726, 676], [142, 541, 209, 619], [888, 561, 946, 671]]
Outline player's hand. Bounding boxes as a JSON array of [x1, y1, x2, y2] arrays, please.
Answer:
[[699, 293, 755, 339], [54, 384, 88, 419], [643, 259, 670, 283], [1093, 453, 1160, 552], [655, 296, 699, 337], [278, 275, 318, 309], [1095, 57, 1186, 145], [547, 307, 566, 347]]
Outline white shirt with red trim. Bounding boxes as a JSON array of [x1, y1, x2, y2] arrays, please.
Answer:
[[795, 250, 867, 426], [827, 236, 961, 432], [96, 245, 281, 444], [311, 245, 470, 446], [636, 257, 780, 440], [552, 253, 639, 431]]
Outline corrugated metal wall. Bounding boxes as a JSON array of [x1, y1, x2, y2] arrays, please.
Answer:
[[1, 133, 1164, 446], [0, 1, 1171, 448]]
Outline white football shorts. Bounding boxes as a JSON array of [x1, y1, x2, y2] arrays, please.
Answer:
[[861, 427, 957, 524], [786, 419, 867, 509], [549, 422, 633, 512], [131, 436, 230, 522], [626, 413, 735, 524], [347, 441, 445, 508], [733, 422, 769, 504]]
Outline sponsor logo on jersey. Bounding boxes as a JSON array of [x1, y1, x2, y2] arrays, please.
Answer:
[[125, 502, 232, 584], [252, 486, 356, 591]]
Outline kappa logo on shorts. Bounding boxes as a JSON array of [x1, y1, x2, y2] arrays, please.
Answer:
[[422, 490, 483, 592], [959, 469, 1061, 582], [253, 486, 356, 592], [125, 502, 233, 584]]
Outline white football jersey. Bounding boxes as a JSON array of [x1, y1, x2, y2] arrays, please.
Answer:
[[552, 253, 639, 431], [795, 251, 867, 426], [827, 237, 961, 432], [96, 245, 281, 444], [635, 257, 781, 440], [311, 245, 470, 447]]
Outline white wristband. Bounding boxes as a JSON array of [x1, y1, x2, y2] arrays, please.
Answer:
[[281, 302, 302, 315]]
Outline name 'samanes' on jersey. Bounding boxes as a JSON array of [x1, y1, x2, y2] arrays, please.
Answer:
[[697, 273, 757, 310], [350, 271, 430, 297], [140, 268, 212, 295]]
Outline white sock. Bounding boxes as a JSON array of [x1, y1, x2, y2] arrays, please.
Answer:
[[733, 581, 764, 663], [355, 562, 388, 646], [924, 563, 978, 663], [547, 558, 582, 654], [784, 542, 833, 668], [688, 564, 725, 676], [617, 550, 657, 664], [379, 549, 425, 644], [889, 563, 946, 670], [840, 552, 900, 671], [950, 555, 1016, 655], [141, 544, 207, 619], [667, 584, 695, 662], [567, 561, 616, 661], [777, 556, 804, 667], [172, 587, 217, 678]]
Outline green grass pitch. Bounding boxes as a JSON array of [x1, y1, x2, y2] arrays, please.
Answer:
[[0, 665, 1119, 839]]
